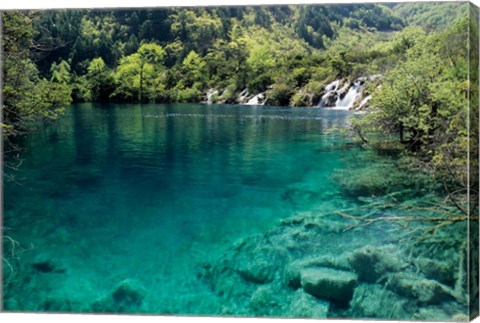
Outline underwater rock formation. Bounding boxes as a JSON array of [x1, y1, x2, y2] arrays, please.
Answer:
[[288, 290, 329, 318], [300, 267, 358, 302], [348, 245, 405, 283], [349, 283, 415, 319], [416, 257, 456, 286], [206, 209, 468, 320], [386, 273, 454, 305], [92, 279, 146, 313]]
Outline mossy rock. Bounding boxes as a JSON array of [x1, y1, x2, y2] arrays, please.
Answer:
[[349, 283, 414, 320], [300, 267, 358, 303], [416, 257, 456, 286], [287, 290, 330, 318], [284, 254, 352, 289], [386, 273, 454, 305], [249, 285, 283, 315], [348, 245, 405, 283], [91, 279, 146, 313]]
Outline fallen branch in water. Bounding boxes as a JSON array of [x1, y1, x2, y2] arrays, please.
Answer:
[[335, 194, 476, 241], [2, 235, 21, 287], [339, 212, 469, 229]]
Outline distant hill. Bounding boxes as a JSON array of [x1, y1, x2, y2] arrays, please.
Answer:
[[391, 2, 469, 30]]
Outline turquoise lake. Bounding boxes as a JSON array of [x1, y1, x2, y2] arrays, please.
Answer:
[[2, 103, 466, 319]]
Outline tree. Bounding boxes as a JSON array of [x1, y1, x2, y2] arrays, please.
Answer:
[[112, 43, 166, 102], [351, 20, 470, 201], [246, 39, 275, 92], [87, 57, 114, 101], [181, 50, 206, 88], [2, 11, 72, 146]]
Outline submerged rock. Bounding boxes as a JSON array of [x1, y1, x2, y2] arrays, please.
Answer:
[[236, 246, 284, 284], [300, 267, 357, 302], [413, 305, 465, 321], [416, 257, 456, 286], [288, 290, 329, 318], [210, 265, 254, 301], [284, 263, 302, 289], [249, 285, 283, 315], [348, 245, 405, 283], [284, 254, 352, 289], [349, 283, 414, 320], [92, 279, 146, 313], [31, 260, 66, 274], [322, 91, 337, 107], [112, 280, 144, 306], [386, 273, 454, 305]]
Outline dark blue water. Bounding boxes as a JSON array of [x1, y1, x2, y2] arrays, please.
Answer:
[[3, 103, 363, 313]]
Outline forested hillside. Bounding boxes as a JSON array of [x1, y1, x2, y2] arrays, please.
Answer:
[[3, 5, 403, 114], [391, 2, 469, 30]]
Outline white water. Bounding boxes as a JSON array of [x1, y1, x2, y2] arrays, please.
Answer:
[[237, 88, 249, 104], [318, 80, 340, 108], [246, 93, 265, 105], [206, 89, 219, 104], [318, 79, 366, 110], [335, 80, 362, 110], [325, 80, 340, 92]]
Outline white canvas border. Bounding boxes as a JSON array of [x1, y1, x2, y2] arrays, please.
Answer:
[[0, 1, 479, 323]]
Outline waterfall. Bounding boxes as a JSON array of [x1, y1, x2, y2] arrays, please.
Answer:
[[325, 80, 340, 92], [318, 80, 340, 108], [335, 80, 363, 110], [246, 93, 265, 105], [206, 89, 219, 104], [238, 89, 249, 104], [318, 78, 368, 110]]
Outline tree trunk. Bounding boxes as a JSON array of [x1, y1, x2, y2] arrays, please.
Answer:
[[139, 63, 144, 103]]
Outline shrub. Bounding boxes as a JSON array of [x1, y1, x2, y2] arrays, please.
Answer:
[[267, 83, 294, 106]]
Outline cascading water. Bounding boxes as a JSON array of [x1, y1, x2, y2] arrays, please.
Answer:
[[318, 80, 340, 108], [325, 80, 340, 92], [318, 79, 366, 110], [206, 89, 219, 104], [335, 80, 363, 110], [238, 89, 249, 103], [246, 93, 266, 105]]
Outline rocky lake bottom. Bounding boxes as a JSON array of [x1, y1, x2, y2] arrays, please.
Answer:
[[2, 103, 471, 320]]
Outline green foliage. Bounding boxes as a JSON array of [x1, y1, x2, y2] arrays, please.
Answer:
[[351, 17, 470, 191], [175, 85, 203, 103], [170, 9, 224, 56], [111, 43, 166, 102], [24, 4, 409, 108], [50, 60, 72, 84], [219, 83, 239, 104], [87, 57, 115, 101], [180, 50, 207, 88], [2, 11, 72, 140], [294, 4, 403, 49], [392, 2, 469, 31], [268, 83, 294, 107]]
